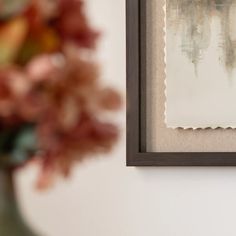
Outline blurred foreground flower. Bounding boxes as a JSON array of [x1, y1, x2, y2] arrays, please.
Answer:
[[0, 0, 121, 188]]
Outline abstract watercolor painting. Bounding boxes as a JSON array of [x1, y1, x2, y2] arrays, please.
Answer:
[[165, 0, 236, 128]]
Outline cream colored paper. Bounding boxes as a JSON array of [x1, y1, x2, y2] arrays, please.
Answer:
[[165, 0, 236, 129]]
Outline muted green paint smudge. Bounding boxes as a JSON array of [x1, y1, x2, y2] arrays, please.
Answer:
[[167, 0, 236, 73]]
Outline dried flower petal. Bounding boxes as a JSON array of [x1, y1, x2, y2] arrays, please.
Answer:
[[26, 54, 63, 81], [98, 88, 122, 110], [56, 0, 99, 48]]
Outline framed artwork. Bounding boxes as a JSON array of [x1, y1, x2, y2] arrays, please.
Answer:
[[126, 0, 236, 166]]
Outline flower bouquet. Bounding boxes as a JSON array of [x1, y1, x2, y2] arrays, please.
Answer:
[[0, 0, 121, 235]]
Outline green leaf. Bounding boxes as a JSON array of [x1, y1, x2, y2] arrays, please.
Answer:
[[0, 124, 37, 166], [0, 0, 30, 19], [11, 125, 38, 164]]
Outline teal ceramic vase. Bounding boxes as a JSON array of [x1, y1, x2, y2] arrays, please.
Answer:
[[0, 169, 37, 236]]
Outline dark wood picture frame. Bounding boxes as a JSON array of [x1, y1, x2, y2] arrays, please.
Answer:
[[126, 0, 236, 166]]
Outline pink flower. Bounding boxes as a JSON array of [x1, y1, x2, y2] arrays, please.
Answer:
[[26, 54, 65, 82]]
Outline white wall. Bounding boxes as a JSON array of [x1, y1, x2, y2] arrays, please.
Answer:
[[16, 1, 236, 236]]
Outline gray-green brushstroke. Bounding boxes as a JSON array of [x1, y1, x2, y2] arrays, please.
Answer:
[[167, 0, 236, 73]]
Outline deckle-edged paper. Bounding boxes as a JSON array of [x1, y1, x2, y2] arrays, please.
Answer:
[[165, 0, 236, 128]]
